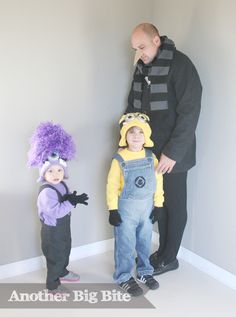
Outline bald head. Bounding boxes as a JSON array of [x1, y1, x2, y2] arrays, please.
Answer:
[[132, 23, 159, 39]]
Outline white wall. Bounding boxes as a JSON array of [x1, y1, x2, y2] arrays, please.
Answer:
[[0, 0, 155, 265], [153, 0, 236, 275]]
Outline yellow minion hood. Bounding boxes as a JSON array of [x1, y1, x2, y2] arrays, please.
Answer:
[[119, 112, 154, 147]]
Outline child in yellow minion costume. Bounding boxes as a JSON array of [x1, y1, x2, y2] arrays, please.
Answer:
[[106, 113, 164, 296]]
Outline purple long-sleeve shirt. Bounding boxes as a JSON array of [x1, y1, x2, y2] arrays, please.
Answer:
[[37, 182, 73, 226]]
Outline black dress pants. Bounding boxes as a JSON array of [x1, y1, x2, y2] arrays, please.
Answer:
[[156, 171, 187, 264], [41, 214, 71, 290]]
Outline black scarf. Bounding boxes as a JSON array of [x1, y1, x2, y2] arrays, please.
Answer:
[[132, 36, 176, 112]]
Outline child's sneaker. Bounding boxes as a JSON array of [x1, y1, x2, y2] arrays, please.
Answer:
[[60, 271, 80, 282], [119, 277, 143, 297], [136, 275, 159, 290], [48, 285, 71, 295]]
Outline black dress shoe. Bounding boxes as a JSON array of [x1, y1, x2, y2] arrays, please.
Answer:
[[153, 259, 179, 276], [149, 251, 159, 267], [135, 251, 160, 265]]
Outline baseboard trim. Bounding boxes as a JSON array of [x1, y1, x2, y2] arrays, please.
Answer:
[[178, 246, 236, 290], [0, 256, 45, 280], [152, 231, 236, 290], [0, 239, 114, 280], [70, 238, 114, 261], [1, 235, 236, 291]]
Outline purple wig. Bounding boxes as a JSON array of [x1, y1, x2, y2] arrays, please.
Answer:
[[27, 122, 76, 167]]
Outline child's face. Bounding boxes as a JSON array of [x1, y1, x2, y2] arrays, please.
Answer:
[[126, 126, 145, 151], [44, 164, 64, 185]]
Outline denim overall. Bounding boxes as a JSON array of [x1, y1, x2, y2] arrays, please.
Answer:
[[113, 149, 156, 283]]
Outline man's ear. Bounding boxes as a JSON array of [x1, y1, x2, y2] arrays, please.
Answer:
[[153, 35, 161, 47]]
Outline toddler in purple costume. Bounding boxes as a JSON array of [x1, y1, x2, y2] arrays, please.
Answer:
[[28, 122, 89, 293]]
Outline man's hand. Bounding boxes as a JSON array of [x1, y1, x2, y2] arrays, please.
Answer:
[[156, 153, 176, 174]]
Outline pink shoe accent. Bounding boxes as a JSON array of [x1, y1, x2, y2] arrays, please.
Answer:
[[60, 271, 80, 283]]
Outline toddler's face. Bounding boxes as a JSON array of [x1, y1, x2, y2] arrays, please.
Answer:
[[44, 164, 64, 185], [126, 126, 145, 151]]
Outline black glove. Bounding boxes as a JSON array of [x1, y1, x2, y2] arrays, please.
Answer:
[[149, 207, 164, 224], [76, 193, 89, 205], [109, 210, 122, 226], [64, 191, 89, 206], [62, 191, 77, 206]]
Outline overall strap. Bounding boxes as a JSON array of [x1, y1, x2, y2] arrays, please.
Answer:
[[38, 184, 63, 202], [113, 153, 124, 163], [145, 149, 153, 158], [60, 181, 69, 195]]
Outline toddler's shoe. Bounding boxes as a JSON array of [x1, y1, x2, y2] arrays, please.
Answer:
[[60, 271, 80, 282], [136, 275, 159, 290], [119, 277, 143, 297], [48, 285, 71, 295]]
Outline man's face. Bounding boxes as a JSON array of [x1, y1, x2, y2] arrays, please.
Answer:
[[131, 29, 160, 65]]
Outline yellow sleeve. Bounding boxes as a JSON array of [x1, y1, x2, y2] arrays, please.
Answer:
[[153, 154, 164, 207], [106, 159, 122, 210]]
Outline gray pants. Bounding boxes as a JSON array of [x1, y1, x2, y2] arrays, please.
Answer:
[[41, 214, 71, 290]]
